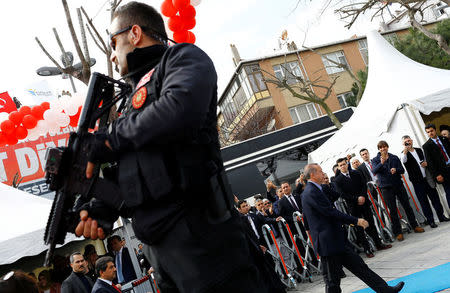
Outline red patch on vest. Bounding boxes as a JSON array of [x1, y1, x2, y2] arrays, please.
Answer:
[[136, 68, 155, 89], [132, 87, 147, 109]]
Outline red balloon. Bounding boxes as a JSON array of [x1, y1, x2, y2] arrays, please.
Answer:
[[1, 120, 15, 134], [22, 115, 38, 129], [19, 106, 31, 116], [15, 126, 28, 140], [173, 30, 189, 43], [31, 105, 45, 120], [187, 31, 196, 44], [173, 0, 190, 11], [0, 132, 6, 147], [41, 102, 50, 110], [161, 0, 177, 17], [183, 17, 196, 30], [69, 107, 82, 127], [9, 111, 24, 126], [168, 16, 183, 32], [179, 5, 196, 20], [5, 133, 18, 146]]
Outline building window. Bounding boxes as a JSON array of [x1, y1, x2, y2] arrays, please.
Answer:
[[336, 92, 353, 109], [383, 33, 398, 45], [273, 61, 304, 84], [321, 51, 349, 74], [289, 103, 320, 124], [358, 39, 368, 65], [434, 2, 447, 17], [245, 64, 267, 93]]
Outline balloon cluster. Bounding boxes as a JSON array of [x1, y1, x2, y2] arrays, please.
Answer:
[[0, 94, 85, 147], [161, 0, 201, 44]]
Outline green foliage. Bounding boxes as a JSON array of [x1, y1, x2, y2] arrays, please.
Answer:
[[393, 19, 450, 69], [349, 67, 368, 107]]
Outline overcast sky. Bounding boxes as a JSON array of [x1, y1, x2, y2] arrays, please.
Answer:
[[0, 0, 379, 103]]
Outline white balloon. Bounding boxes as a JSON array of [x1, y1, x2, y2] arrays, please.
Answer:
[[190, 0, 201, 6], [43, 109, 59, 122], [0, 112, 9, 122], [27, 128, 41, 141], [50, 99, 64, 113], [36, 120, 48, 136], [56, 113, 70, 127], [65, 101, 79, 116]]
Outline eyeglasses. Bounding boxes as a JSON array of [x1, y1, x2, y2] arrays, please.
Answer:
[[109, 25, 132, 51]]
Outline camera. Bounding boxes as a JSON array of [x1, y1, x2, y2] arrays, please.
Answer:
[[404, 142, 410, 146]]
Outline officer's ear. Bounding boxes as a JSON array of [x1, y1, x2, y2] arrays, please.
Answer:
[[130, 25, 143, 46]]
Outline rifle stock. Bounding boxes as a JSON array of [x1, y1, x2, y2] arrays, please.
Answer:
[[43, 73, 130, 266]]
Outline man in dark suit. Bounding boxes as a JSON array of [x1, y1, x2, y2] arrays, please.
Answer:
[[61, 252, 94, 293], [358, 149, 378, 187], [108, 236, 137, 284], [401, 135, 449, 227], [92, 256, 121, 293], [301, 163, 404, 293], [422, 124, 450, 209], [334, 158, 391, 257], [372, 141, 425, 241], [278, 182, 303, 227]]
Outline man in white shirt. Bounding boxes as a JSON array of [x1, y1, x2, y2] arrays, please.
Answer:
[[401, 135, 448, 228], [92, 256, 121, 293]]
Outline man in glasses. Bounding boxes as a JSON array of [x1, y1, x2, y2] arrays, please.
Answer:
[[76, 2, 268, 292]]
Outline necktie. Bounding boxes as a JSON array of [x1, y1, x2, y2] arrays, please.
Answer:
[[369, 162, 373, 169], [436, 140, 449, 161], [288, 196, 299, 211], [115, 252, 124, 284], [112, 283, 122, 293]]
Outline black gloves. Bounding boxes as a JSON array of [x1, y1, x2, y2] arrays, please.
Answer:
[[87, 131, 117, 164]]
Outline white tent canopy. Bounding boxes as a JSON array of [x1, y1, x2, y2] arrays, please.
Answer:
[[309, 30, 450, 175], [0, 183, 80, 265]]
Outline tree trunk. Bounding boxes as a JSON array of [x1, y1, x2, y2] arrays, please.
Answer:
[[318, 101, 342, 129]]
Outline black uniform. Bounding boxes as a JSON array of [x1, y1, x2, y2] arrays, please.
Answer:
[[93, 44, 267, 293]]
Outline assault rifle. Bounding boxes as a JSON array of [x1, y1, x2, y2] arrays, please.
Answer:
[[43, 73, 131, 266]]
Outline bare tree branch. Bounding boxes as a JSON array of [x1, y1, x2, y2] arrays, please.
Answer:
[[35, 37, 65, 72], [77, 8, 90, 62]]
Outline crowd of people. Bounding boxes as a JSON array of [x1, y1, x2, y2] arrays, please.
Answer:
[[0, 237, 151, 293]]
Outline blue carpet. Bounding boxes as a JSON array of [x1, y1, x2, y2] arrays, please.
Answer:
[[353, 262, 450, 293]]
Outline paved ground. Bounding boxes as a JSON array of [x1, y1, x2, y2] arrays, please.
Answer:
[[290, 221, 450, 293]]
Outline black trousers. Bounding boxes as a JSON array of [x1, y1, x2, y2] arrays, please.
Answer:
[[143, 213, 269, 293], [321, 248, 394, 293], [380, 185, 418, 235], [351, 203, 383, 250], [412, 178, 445, 223]]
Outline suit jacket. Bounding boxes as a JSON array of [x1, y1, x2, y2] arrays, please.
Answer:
[[423, 136, 450, 181], [61, 271, 94, 293], [357, 163, 373, 185], [334, 170, 367, 208], [91, 279, 119, 293], [278, 194, 302, 225], [403, 148, 426, 183], [115, 247, 137, 284], [301, 182, 357, 257], [372, 152, 405, 188], [243, 211, 279, 244]]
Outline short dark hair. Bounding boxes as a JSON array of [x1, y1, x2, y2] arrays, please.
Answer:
[[377, 140, 389, 149], [280, 181, 290, 186], [359, 148, 368, 154], [425, 123, 436, 130], [95, 256, 114, 276], [401, 135, 411, 140], [84, 244, 96, 257], [69, 252, 83, 264], [336, 158, 346, 164], [237, 200, 247, 209], [0, 271, 39, 293], [113, 2, 168, 43], [107, 235, 122, 246], [440, 124, 449, 132]]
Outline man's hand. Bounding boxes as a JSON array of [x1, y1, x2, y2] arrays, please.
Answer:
[[380, 156, 386, 164], [346, 154, 353, 161], [357, 196, 365, 205], [357, 218, 369, 229], [390, 168, 396, 174], [420, 161, 427, 167], [86, 140, 113, 179], [234, 195, 239, 203], [75, 210, 106, 240], [260, 245, 267, 254], [436, 175, 445, 183], [276, 216, 283, 222], [266, 180, 276, 191]]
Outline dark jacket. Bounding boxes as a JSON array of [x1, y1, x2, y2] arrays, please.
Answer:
[[115, 247, 137, 284], [243, 211, 279, 245], [104, 44, 222, 244], [301, 182, 357, 257], [334, 169, 367, 208], [91, 279, 118, 293], [402, 148, 426, 183], [371, 152, 405, 188], [61, 271, 93, 293], [357, 163, 373, 185], [422, 136, 450, 181], [278, 194, 302, 226]]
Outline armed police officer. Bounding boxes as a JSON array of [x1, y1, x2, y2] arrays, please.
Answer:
[[74, 2, 268, 292]]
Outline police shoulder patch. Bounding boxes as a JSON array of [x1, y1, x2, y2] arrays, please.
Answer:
[[132, 86, 147, 109]]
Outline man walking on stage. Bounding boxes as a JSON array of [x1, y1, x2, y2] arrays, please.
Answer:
[[301, 163, 404, 293]]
